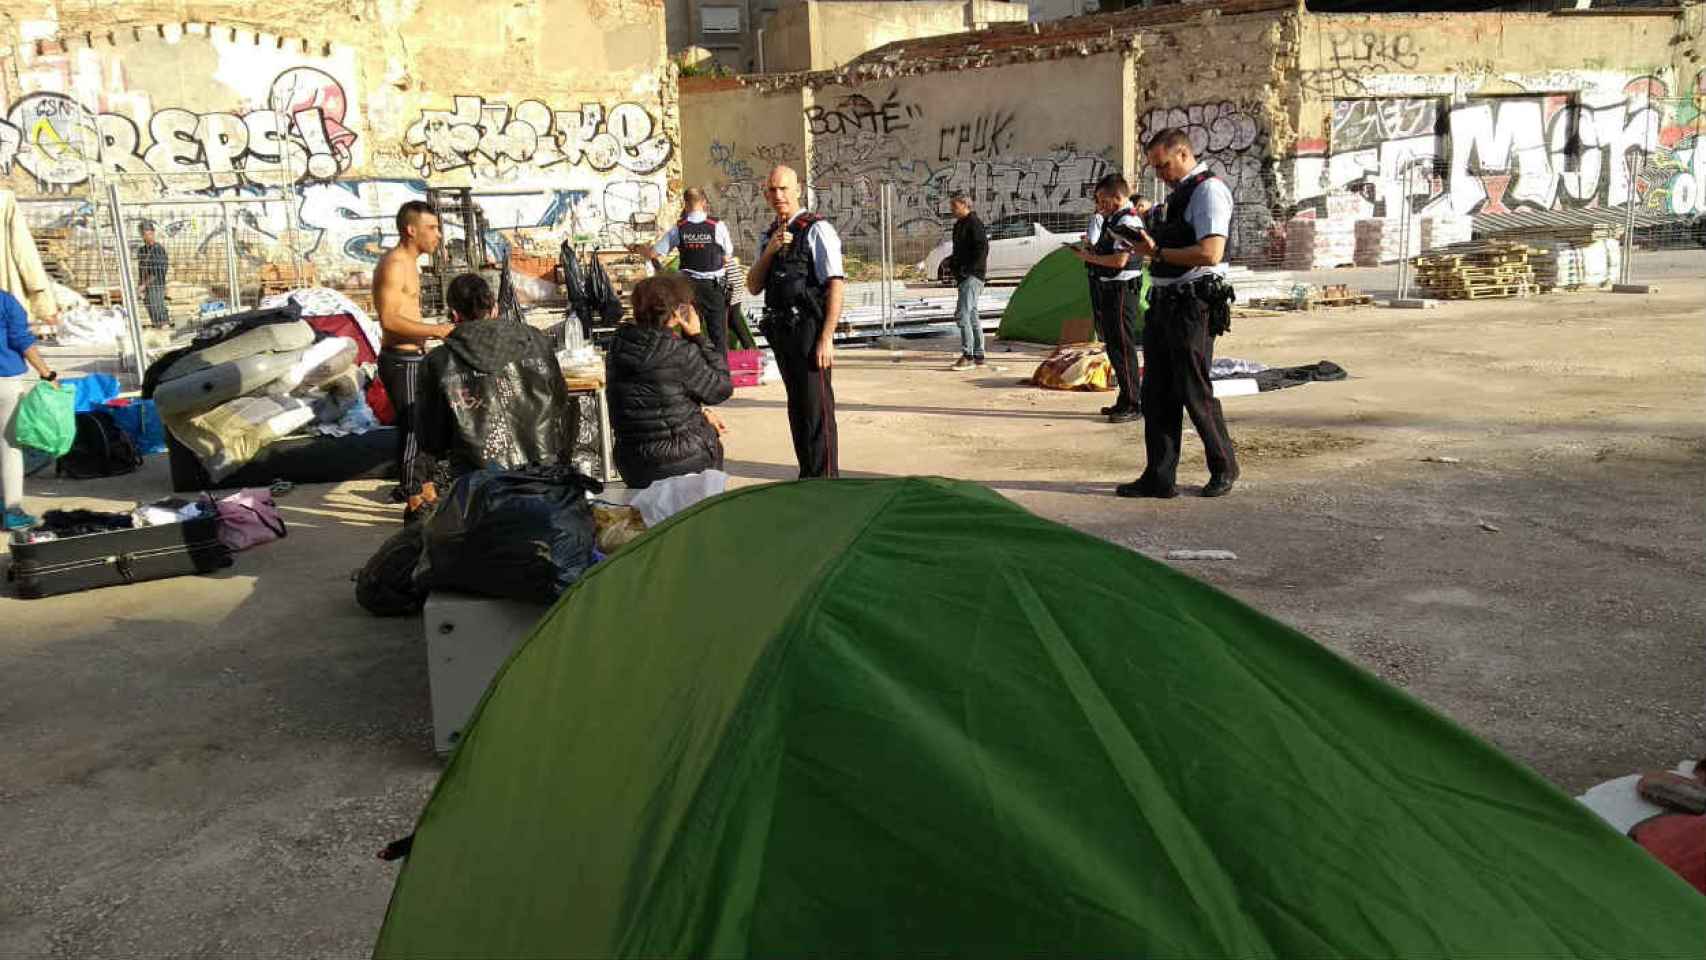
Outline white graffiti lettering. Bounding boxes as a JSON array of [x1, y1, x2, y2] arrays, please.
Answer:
[[405, 96, 674, 179]]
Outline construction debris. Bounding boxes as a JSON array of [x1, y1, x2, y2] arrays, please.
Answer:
[[1248, 282, 1373, 311]]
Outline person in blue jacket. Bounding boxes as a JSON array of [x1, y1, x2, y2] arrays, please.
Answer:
[[1, 289, 62, 530]]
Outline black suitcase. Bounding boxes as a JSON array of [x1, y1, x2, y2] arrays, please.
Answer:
[[8, 517, 234, 599]]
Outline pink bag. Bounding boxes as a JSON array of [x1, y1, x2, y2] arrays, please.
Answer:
[[215, 488, 288, 552]]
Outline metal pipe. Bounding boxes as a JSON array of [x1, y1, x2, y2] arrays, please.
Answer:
[[1620, 152, 1640, 285], [222, 204, 243, 311], [104, 181, 148, 384]]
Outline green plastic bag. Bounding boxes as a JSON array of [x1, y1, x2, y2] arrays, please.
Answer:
[[14, 380, 76, 457]]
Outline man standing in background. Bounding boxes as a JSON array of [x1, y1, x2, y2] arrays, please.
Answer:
[[137, 221, 170, 328], [635, 188, 736, 354], [945, 192, 988, 372]]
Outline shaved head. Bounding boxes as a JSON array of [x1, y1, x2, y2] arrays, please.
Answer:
[[765, 165, 802, 220]]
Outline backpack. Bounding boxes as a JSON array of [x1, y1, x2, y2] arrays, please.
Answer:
[[56, 410, 144, 479]]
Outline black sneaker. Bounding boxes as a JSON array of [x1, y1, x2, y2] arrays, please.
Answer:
[[1201, 475, 1237, 498], [1107, 408, 1142, 424], [1116, 478, 1178, 499]]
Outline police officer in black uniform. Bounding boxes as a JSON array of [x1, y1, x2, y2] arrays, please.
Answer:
[[1071, 174, 1145, 423], [747, 165, 847, 479], [1115, 127, 1240, 499], [637, 187, 736, 353]]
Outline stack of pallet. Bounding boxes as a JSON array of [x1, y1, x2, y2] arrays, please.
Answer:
[[31, 228, 77, 288], [1419, 216, 1474, 252], [1411, 241, 1536, 300], [1283, 217, 1357, 270], [1354, 218, 1421, 266]]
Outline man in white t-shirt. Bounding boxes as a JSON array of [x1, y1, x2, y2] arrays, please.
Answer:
[[635, 187, 736, 353], [1114, 127, 1240, 500]]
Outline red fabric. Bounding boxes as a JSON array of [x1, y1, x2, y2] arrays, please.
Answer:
[[1632, 814, 1706, 895], [305, 311, 392, 424], [304, 313, 377, 365], [366, 377, 396, 426]]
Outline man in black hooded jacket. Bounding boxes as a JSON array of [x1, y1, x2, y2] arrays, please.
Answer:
[[412, 273, 579, 508]]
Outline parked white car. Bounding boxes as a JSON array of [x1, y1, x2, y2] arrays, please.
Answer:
[[917, 212, 1086, 284]]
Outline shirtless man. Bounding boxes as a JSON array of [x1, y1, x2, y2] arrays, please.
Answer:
[[374, 200, 452, 514]]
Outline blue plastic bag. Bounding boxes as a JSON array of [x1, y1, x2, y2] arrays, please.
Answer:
[[103, 398, 168, 455], [65, 373, 121, 413]]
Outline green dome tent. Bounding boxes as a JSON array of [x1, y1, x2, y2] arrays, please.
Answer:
[[377, 478, 1705, 958], [996, 248, 1149, 344]]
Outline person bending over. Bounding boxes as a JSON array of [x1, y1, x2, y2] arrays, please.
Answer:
[[606, 273, 733, 488]]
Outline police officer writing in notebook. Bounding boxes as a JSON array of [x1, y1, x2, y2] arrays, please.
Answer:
[[1113, 128, 1240, 500], [1071, 174, 1145, 424], [747, 165, 846, 478], [634, 187, 736, 354]]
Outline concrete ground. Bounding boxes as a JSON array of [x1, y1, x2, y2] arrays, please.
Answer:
[[3, 254, 1702, 956]]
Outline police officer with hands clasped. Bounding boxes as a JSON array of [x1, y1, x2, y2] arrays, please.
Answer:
[[747, 165, 846, 479], [634, 187, 736, 354], [1070, 174, 1146, 424], [1111, 127, 1241, 500]]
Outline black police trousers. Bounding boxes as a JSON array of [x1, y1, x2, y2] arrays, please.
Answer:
[[1091, 277, 1143, 412], [765, 311, 839, 479], [1139, 288, 1237, 491], [690, 277, 729, 355]]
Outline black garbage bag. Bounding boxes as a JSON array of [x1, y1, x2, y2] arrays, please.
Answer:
[[356, 523, 429, 617], [560, 240, 591, 338], [416, 464, 602, 604], [584, 256, 626, 326]]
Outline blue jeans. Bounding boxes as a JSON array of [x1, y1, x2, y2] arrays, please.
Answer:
[[955, 276, 985, 358]]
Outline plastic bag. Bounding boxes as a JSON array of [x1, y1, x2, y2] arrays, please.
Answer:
[[415, 465, 603, 604], [356, 524, 428, 617], [629, 469, 729, 527], [14, 381, 77, 457], [103, 398, 168, 454], [592, 503, 647, 554]]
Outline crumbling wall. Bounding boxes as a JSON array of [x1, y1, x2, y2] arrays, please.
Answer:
[[805, 53, 1127, 263], [685, 53, 1129, 264], [1285, 11, 1704, 227], [1130, 8, 1302, 262], [0, 0, 681, 281], [680, 77, 808, 258]]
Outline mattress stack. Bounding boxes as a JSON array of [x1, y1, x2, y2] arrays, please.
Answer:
[[1283, 218, 1358, 270], [1354, 218, 1423, 266], [151, 303, 372, 482], [1419, 216, 1474, 252]]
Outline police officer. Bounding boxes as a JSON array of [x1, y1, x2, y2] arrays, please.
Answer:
[[1071, 174, 1144, 424], [1115, 127, 1240, 499], [636, 187, 736, 353], [747, 165, 846, 479]]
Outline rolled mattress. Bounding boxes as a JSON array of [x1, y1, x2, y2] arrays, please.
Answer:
[[153, 349, 306, 417], [158, 320, 316, 382]]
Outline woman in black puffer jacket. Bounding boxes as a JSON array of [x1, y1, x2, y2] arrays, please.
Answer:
[[607, 273, 733, 488]]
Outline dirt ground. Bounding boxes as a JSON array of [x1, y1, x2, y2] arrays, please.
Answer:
[[3, 257, 1702, 956]]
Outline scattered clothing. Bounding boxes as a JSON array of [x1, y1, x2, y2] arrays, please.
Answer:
[[37, 508, 135, 538], [1211, 357, 1268, 379], [0, 191, 57, 322], [135, 496, 213, 527], [1030, 343, 1115, 392], [1253, 360, 1348, 393]]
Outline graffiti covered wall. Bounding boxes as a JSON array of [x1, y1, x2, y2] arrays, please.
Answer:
[[1, 1, 679, 282], [685, 53, 1129, 264]]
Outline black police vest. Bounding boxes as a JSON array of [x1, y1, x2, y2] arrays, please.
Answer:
[[763, 213, 828, 324], [1150, 170, 1218, 280], [1089, 206, 1137, 280], [677, 218, 724, 274]]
